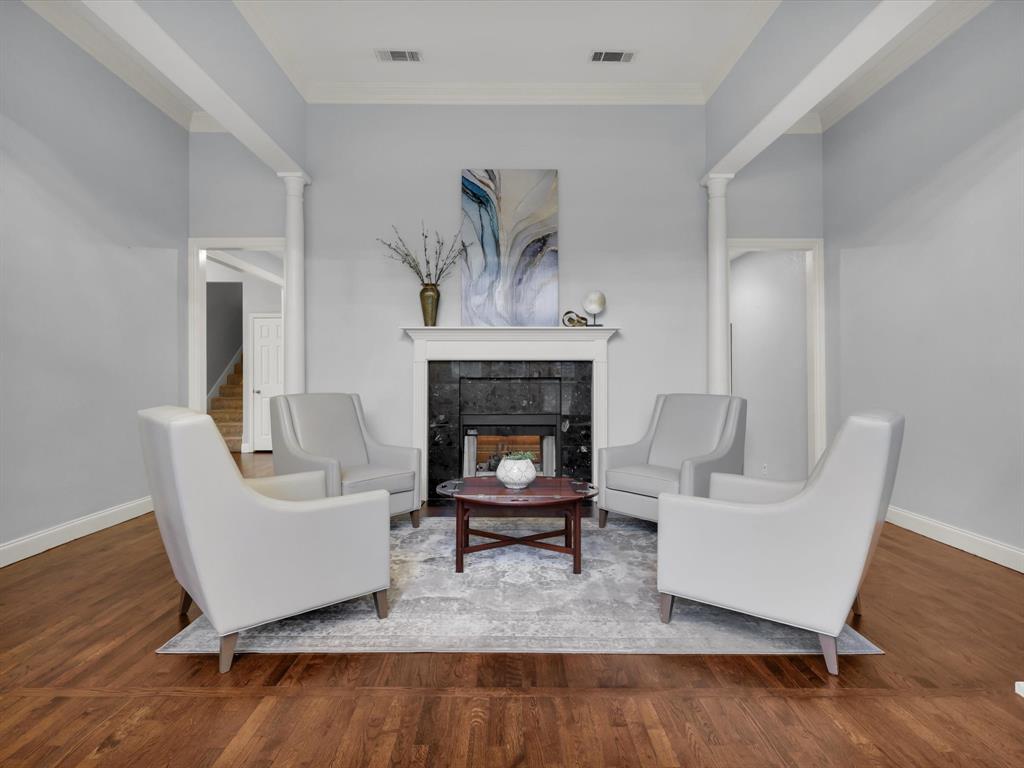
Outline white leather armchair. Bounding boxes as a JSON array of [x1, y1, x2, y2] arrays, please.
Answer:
[[657, 411, 905, 676], [138, 406, 391, 673], [270, 393, 422, 526], [598, 394, 746, 525]]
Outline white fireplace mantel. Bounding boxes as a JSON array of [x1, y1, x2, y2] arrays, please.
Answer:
[[403, 326, 619, 496]]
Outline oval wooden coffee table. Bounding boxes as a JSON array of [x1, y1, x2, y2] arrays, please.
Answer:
[[436, 477, 598, 574]]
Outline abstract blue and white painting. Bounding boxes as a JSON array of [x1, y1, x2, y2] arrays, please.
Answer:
[[460, 169, 559, 326]]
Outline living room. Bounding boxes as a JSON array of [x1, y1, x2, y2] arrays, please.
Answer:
[[1, 1, 1021, 765]]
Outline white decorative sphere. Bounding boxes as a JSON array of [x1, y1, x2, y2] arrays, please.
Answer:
[[583, 291, 606, 316], [496, 458, 537, 490]]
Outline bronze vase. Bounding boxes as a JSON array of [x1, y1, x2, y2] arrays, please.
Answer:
[[419, 283, 440, 326]]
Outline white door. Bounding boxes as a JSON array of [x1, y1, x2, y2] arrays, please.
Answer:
[[251, 315, 283, 451]]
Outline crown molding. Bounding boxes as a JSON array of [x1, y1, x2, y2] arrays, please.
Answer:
[[819, 0, 990, 131], [305, 81, 706, 106], [25, 0, 195, 129]]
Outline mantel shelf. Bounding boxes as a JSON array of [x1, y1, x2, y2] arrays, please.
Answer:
[[403, 326, 619, 342]]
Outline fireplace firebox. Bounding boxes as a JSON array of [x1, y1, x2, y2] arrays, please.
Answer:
[[461, 413, 560, 477]]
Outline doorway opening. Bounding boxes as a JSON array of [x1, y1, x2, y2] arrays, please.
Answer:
[[188, 238, 285, 454], [727, 238, 826, 478]]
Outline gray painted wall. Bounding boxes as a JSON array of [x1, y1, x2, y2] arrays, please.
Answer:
[[139, 0, 306, 167], [305, 105, 708, 445], [729, 134, 823, 239], [0, 1, 187, 543], [730, 251, 808, 481], [706, 0, 875, 170], [206, 283, 243, 391], [823, 2, 1023, 548], [189, 132, 283, 237]]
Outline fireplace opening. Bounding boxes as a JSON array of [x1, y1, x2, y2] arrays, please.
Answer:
[[461, 414, 559, 477]]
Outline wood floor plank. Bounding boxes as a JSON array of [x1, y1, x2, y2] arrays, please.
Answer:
[[1, 452, 1021, 766]]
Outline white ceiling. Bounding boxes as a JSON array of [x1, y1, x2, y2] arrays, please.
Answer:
[[233, 0, 780, 104], [29, 0, 991, 131]]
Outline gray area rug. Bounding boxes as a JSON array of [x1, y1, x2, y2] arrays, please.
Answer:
[[159, 516, 881, 656]]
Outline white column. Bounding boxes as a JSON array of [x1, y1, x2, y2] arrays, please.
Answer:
[[704, 173, 733, 394], [279, 172, 310, 394]]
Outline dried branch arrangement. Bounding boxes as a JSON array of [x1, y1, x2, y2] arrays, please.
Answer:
[[377, 224, 468, 285]]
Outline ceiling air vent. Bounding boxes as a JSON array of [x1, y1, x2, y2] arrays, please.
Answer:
[[590, 51, 635, 63], [375, 49, 422, 62]]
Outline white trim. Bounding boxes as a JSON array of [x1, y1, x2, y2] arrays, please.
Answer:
[[188, 237, 286, 412], [709, 0, 935, 176], [81, 0, 308, 176], [818, 1, 990, 131], [208, 250, 284, 287], [403, 327, 619, 497], [887, 505, 1024, 573], [189, 111, 225, 133], [24, 0, 195, 129], [785, 113, 823, 135], [304, 81, 706, 106], [0, 497, 152, 567], [247, 312, 283, 454], [727, 238, 828, 470], [207, 346, 243, 403]]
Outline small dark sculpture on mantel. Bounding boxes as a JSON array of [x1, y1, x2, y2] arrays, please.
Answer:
[[562, 310, 589, 327]]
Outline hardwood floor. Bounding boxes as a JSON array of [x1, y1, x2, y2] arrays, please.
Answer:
[[1, 454, 1021, 767]]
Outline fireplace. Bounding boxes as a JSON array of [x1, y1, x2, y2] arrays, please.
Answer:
[[404, 326, 617, 499], [461, 413, 560, 477], [427, 360, 592, 498]]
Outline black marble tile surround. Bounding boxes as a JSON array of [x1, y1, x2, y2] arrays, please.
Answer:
[[427, 361, 593, 498]]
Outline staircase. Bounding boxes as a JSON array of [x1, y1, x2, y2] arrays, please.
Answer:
[[210, 357, 243, 452]]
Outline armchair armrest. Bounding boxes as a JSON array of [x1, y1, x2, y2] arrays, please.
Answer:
[[195, 489, 392, 636], [599, 440, 650, 471], [656, 491, 861, 637], [271, 445, 341, 496], [680, 444, 744, 497], [366, 441, 419, 472], [709, 473, 804, 504], [245, 470, 326, 501]]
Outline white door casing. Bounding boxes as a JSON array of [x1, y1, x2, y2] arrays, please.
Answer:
[[250, 314, 283, 451]]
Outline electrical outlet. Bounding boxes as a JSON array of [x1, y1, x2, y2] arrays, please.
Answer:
[[760, 463, 769, 477]]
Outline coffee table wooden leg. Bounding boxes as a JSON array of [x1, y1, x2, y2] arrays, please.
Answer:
[[564, 510, 572, 548], [572, 501, 582, 574], [455, 499, 464, 573]]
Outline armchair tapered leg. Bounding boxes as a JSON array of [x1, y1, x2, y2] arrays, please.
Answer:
[[372, 589, 389, 619], [598, 509, 608, 528], [178, 587, 193, 617], [851, 593, 862, 618], [818, 634, 839, 676], [219, 633, 238, 674], [410, 508, 421, 528], [660, 593, 675, 624]]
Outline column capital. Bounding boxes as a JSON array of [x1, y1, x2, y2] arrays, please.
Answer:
[[701, 173, 734, 198], [278, 171, 311, 194]]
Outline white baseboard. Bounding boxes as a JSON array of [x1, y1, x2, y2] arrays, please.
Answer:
[[0, 496, 153, 567], [887, 505, 1024, 573]]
